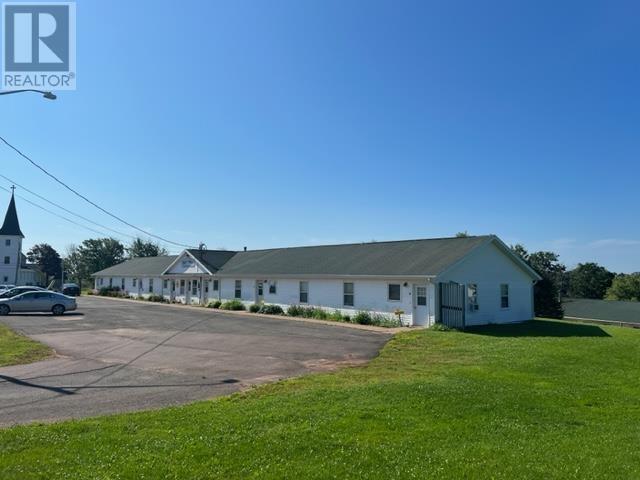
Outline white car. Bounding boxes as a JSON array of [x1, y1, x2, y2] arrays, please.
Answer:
[[0, 284, 16, 292], [0, 291, 77, 316]]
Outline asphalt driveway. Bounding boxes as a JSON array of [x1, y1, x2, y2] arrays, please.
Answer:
[[0, 297, 391, 426]]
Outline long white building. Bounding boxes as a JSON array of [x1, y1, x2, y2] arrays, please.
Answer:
[[92, 235, 541, 327]]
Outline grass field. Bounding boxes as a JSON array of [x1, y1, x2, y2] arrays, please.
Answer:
[[0, 324, 51, 367], [1, 320, 639, 479], [563, 298, 640, 323]]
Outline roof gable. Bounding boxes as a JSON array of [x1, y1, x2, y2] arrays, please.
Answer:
[[0, 193, 24, 237]]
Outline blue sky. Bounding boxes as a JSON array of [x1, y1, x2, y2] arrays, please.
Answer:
[[1, 0, 639, 272]]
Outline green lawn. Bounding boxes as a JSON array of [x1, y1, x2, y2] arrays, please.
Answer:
[[0, 324, 51, 367], [1, 320, 639, 479]]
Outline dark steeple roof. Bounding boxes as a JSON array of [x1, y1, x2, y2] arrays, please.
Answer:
[[0, 193, 24, 237]]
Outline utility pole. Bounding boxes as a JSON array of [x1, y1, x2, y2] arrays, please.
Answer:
[[60, 258, 64, 292]]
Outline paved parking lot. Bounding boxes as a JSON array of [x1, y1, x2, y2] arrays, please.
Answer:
[[0, 296, 390, 426]]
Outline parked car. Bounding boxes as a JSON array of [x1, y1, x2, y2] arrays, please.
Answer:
[[0, 284, 15, 292], [0, 286, 45, 298], [0, 291, 77, 316], [62, 283, 81, 296]]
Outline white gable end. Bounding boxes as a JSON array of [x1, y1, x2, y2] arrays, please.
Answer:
[[165, 252, 209, 275]]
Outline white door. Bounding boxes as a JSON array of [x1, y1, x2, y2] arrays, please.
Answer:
[[413, 284, 428, 326]]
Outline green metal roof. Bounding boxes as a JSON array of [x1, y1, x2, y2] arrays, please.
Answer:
[[216, 236, 491, 277], [185, 249, 237, 273], [92, 236, 518, 279], [0, 193, 24, 237], [92, 255, 177, 277]]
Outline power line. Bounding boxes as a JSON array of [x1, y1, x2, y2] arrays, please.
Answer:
[[0, 135, 195, 249], [0, 173, 137, 240], [0, 184, 116, 239]]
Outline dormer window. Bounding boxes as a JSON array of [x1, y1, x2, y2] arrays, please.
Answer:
[[4, 239, 9, 246]]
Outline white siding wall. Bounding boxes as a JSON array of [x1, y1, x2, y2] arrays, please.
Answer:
[[437, 242, 535, 326], [0, 235, 21, 285], [217, 277, 421, 325]]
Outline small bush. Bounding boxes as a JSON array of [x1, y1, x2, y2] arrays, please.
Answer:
[[353, 311, 373, 325], [98, 286, 123, 297], [287, 305, 303, 317], [353, 311, 400, 327], [207, 300, 222, 309], [249, 304, 261, 313], [221, 300, 246, 311], [260, 304, 284, 315], [147, 294, 165, 303], [327, 310, 345, 322]]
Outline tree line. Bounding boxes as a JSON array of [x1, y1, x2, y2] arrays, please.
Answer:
[[510, 244, 640, 318], [24, 238, 168, 288]]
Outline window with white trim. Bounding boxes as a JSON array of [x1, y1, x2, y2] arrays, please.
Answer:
[[148, 279, 154, 293], [180, 280, 185, 295], [3, 256, 9, 265], [500, 284, 509, 309], [121, 278, 125, 290], [213, 279, 219, 291], [343, 282, 354, 306], [235, 280, 242, 299], [468, 284, 478, 311], [299, 281, 308, 303], [388, 284, 401, 301], [133, 278, 137, 287], [192, 280, 198, 295], [269, 281, 277, 294], [163, 279, 169, 289], [5, 239, 10, 246], [416, 286, 427, 306]]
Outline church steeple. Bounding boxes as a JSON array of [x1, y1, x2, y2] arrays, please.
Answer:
[[0, 189, 24, 238]]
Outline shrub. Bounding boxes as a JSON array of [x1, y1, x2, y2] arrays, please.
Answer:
[[353, 311, 373, 325], [353, 311, 401, 327], [147, 294, 165, 303], [207, 300, 222, 309], [311, 308, 328, 320], [221, 300, 246, 311], [98, 286, 122, 297], [259, 304, 284, 315], [327, 310, 345, 322], [287, 305, 303, 317], [249, 304, 261, 313]]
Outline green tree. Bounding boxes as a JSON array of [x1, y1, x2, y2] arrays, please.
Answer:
[[63, 245, 86, 286], [569, 263, 615, 299], [126, 238, 168, 258], [606, 273, 640, 301], [26, 243, 62, 280], [455, 231, 469, 237], [511, 244, 564, 318], [72, 238, 125, 285]]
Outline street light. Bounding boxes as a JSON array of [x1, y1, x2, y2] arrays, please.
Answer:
[[0, 89, 56, 100]]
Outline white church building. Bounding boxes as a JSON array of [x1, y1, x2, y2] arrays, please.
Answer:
[[0, 191, 47, 287], [93, 235, 541, 328]]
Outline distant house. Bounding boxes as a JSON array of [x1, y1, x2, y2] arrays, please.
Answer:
[[0, 192, 47, 287], [92, 235, 541, 327]]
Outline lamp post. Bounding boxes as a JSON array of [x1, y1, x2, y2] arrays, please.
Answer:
[[0, 89, 56, 100]]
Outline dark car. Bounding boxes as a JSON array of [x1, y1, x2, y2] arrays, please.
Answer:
[[0, 286, 45, 298], [62, 283, 81, 296]]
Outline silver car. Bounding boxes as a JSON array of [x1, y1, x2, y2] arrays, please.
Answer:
[[0, 291, 77, 316]]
